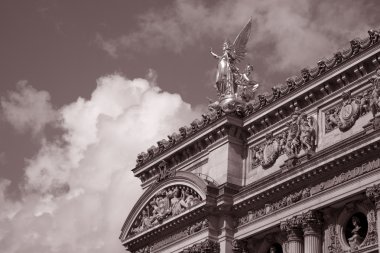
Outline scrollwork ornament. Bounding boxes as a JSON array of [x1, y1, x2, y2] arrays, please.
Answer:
[[361, 209, 378, 247], [366, 183, 380, 209], [327, 224, 344, 253], [261, 132, 281, 168]]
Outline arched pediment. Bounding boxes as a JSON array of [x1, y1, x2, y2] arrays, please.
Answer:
[[120, 171, 216, 241]]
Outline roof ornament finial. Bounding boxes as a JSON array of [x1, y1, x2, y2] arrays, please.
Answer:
[[209, 18, 259, 113]]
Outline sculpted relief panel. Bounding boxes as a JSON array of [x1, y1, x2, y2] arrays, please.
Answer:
[[128, 184, 202, 237], [325, 70, 380, 134], [251, 110, 317, 169]]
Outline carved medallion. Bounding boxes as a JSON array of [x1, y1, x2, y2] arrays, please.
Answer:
[[262, 132, 281, 168], [336, 91, 361, 132], [251, 132, 285, 169]]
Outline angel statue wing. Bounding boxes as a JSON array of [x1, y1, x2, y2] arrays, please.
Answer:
[[232, 18, 252, 63]]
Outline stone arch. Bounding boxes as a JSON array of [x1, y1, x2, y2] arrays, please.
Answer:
[[120, 171, 217, 241]]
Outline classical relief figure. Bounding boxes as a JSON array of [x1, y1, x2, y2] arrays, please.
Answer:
[[300, 115, 316, 153], [284, 110, 302, 158], [128, 185, 203, 237], [370, 68, 380, 118], [170, 187, 187, 215], [284, 110, 316, 158]]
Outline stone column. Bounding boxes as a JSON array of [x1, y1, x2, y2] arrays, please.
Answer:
[[366, 183, 380, 246], [302, 210, 323, 253], [281, 216, 304, 253]]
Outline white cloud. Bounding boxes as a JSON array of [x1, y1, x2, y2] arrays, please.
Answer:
[[0, 73, 201, 253], [1, 81, 57, 136]]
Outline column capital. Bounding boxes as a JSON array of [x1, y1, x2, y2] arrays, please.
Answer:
[[301, 210, 323, 236], [366, 183, 380, 209], [232, 239, 248, 253], [281, 216, 303, 242]]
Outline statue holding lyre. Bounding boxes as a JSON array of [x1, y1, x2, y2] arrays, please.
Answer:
[[210, 18, 258, 112]]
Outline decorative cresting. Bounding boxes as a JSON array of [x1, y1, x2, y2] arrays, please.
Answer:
[[209, 18, 259, 114], [135, 28, 380, 169], [251, 109, 316, 169], [180, 239, 220, 253], [128, 184, 202, 237]]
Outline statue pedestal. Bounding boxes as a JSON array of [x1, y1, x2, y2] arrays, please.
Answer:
[[219, 95, 246, 114]]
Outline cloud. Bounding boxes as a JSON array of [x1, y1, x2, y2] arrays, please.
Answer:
[[0, 73, 201, 252], [97, 0, 380, 73], [1, 81, 57, 136]]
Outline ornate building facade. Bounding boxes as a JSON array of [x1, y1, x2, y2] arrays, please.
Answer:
[[120, 27, 380, 253]]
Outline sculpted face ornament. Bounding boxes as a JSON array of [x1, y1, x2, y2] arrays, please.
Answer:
[[210, 19, 259, 113]]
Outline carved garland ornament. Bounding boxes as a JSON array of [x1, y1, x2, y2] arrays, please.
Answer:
[[128, 184, 202, 237]]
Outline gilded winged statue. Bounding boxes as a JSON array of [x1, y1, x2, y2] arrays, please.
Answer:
[[210, 19, 258, 101]]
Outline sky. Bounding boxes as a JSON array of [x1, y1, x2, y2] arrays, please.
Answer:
[[0, 0, 379, 252]]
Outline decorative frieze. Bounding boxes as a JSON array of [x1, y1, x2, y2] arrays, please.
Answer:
[[238, 187, 311, 226], [181, 239, 220, 253], [150, 219, 209, 251], [313, 158, 380, 195], [238, 158, 380, 228], [128, 184, 202, 237]]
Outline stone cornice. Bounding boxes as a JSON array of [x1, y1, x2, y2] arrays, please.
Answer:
[[133, 29, 380, 172], [244, 44, 380, 139], [133, 115, 246, 186]]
